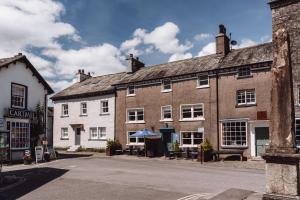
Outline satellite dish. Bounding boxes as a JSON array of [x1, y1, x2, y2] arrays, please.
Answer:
[[231, 40, 237, 46]]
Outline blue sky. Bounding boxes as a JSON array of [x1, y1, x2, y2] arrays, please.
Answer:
[[0, 0, 272, 92]]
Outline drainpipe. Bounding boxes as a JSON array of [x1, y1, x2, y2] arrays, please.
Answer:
[[216, 70, 220, 151]]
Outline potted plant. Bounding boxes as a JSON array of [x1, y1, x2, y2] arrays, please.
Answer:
[[172, 140, 180, 159], [106, 139, 115, 156], [198, 139, 213, 162], [23, 154, 32, 165]]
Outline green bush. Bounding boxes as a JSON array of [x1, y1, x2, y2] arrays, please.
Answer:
[[199, 139, 213, 152], [106, 139, 122, 149], [173, 140, 180, 152]]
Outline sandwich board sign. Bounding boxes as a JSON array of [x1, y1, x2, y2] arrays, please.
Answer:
[[35, 146, 43, 163]]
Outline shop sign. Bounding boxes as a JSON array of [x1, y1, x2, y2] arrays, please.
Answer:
[[35, 146, 43, 163], [6, 108, 35, 119]]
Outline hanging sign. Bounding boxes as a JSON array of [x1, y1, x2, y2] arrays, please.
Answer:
[[35, 146, 43, 163]]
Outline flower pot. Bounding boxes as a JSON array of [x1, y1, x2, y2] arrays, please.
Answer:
[[23, 159, 32, 165], [197, 150, 213, 162]]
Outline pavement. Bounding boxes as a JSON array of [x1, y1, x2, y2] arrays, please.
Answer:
[[0, 153, 266, 200]]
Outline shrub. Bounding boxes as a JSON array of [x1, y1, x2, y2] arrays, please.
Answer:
[[199, 139, 213, 152]]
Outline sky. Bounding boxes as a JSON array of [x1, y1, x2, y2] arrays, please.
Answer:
[[0, 0, 272, 93]]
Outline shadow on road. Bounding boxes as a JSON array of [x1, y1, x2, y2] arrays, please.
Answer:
[[0, 167, 69, 200], [56, 152, 93, 160]]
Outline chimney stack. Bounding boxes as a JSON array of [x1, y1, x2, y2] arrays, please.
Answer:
[[216, 24, 230, 56], [127, 54, 145, 73], [76, 69, 92, 82]]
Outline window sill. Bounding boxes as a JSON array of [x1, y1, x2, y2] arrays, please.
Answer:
[[127, 94, 136, 97], [126, 143, 145, 146], [100, 113, 110, 116], [221, 145, 248, 149], [60, 115, 69, 118], [126, 121, 145, 124], [180, 145, 199, 148], [160, 119, 173, 122], [235, 104, 257, 108], [88, 138, 107, 141], [179, 118, 205, 122], [161, 89, 172, 93], [60, 138, 69, 140], [79, 114, 88, 117], [196, 85, 210, 89], [237, 75, 253, 79]]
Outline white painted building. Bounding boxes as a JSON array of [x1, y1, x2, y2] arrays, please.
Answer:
[[0, 54, 54, 161], [51, 70, 126, 151]]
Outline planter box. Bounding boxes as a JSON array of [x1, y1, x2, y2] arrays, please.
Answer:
[[197, 150, 213, 162], [105, 148, 114, 156]]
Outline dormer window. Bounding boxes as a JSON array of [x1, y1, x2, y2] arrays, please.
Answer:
[[162, 79, 172, 92], [197, 75, 209, 88], [127, 85, 135, 96], [238, 66, 251, 78]]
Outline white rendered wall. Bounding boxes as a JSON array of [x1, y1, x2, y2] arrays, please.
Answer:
[[0, 61, 48, 131], [53, 94, 115, 149]]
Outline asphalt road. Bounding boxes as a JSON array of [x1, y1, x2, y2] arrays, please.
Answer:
[[0, 156, 266, 200]]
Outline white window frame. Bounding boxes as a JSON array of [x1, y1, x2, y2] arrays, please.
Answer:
[[297, 86, 300, 106], [180, 104, 204, 121], [161, 105, 173, 121], [89, 127, 107, 140], [236, 89, 256, 106], [221, 120, 247, 147], [127, 85, 136, 96], [197, 75, 209, 88], [238, 66, 251, 77], [61, 104, 69, 117], [161, 79, 172, 92], [10, 120, 30, 149], [126, 108, 145, 123], [100, 100, 109, 114], [180, 131, 204, 148], [11, 84, 26, 109], [127, 131, 144, 146], [61, 127, 69, 139], [90, 127, 98, 140], [80, 102, 87, 116]]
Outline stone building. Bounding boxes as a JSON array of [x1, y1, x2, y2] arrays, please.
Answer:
[[0, 54, 54, 161], [51, 70, 127, 151], [114, 30, 274, 158]]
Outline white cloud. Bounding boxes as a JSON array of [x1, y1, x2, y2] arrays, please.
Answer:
[[233, 39, 258, 49], [198, 42, 216, 57], [120, 37, 142, 50], [168, 53, 193, 62], [194, 33, 212, 41], [43, 44, 126, 78]]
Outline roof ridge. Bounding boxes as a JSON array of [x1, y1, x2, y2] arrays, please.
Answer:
[[231, 42, 272, 51]]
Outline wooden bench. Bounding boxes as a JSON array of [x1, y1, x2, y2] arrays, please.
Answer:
[[213, 150, 244, 161]]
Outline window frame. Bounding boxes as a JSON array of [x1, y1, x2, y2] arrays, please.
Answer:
[[11, 83, 27, 109], [180, 103, 204, 121], [237, 66, 251, 78], [180, 131, 204, 148], [221, 120, 248, 148], [127, 85, 136, 96], [61, 127, 69, 139], [10, 121, 30, 149], [161, 79, 172, 92], [80, 102, 87, 116], [61, 104, 69, 117], [126, 108, 145, 123], [236, 89, 256, 106], [161, 105, 173, 121], [295, 118, 300, 147], [197, 75, 209, 88], [127, 131, 144, 146], [297, 86, 300, 106], [100, 100, 109, 115]]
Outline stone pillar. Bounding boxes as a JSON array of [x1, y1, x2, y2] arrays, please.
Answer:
[[263, 0, 300, 199]]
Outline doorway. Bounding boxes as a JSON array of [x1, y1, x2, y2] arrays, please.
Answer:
[[75, 128, 81, 145], [255, 127, 269, 157]]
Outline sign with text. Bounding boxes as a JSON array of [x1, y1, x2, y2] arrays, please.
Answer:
[[35, 146, 43, 163], [5, 108, 35, 119]]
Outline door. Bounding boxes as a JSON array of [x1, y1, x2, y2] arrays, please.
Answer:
[[75, 128, 81, 145], [255, 127, 269, 157]]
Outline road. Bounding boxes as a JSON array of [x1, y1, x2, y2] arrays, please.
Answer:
[[0, 155, 266, 200]]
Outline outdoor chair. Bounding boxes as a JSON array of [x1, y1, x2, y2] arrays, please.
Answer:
[[124, 146, 133, 155], [190, 149, 199, 161], [181, 148, 190, 159]]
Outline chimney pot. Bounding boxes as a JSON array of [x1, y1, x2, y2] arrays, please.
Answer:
[[216, 24, 230, 56]]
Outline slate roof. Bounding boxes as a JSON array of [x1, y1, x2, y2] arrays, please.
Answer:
[[51, 72, 128, 101], [51, 42, 273, 100], [0, 54, 54, 94], [219, 42, 273, 68]]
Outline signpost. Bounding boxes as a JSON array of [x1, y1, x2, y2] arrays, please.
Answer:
[[35, 146, 43, 163]]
